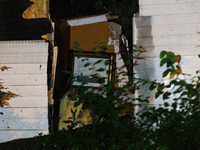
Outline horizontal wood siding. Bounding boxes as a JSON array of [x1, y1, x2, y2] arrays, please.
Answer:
[[0, 54, 48, 64], [0, 74, 47, 86], [0, 119, 48, 130], [0, 64, 47, 75], [135, 14, 200, 27], [133, 1, 200, 109], [3, 97, 48, 108], [140, 3, 200, 16], [0, 108, 48, 119], [0, 41, 49, 143], [139, 0, 200, 5], [137, 24, 200, 38]]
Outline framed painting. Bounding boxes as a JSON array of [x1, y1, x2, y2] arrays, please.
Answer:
[[70, 51, 115, 87]]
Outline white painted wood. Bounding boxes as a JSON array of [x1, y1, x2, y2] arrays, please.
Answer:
[[0, 40, 48, 54], [4, 97, 48, 108], [140, 3, 200, 16], [134, 14, 200, 27], [0, 74, 47, 86], [3, 85, 48, 97], [139, 0, 200, 6], [0, 40, 49, 143], [0, 130, 49, 143], [0, 119, 48, 130], [136, 56, 200, 69], [137, 45, 200, 58], [152, 14, 200, 26], [134, 0, 200, 114], [137, 24, 200, 38], [135, 67, 198, 81], [134, 16, 151, 28], [137, 35, 200, 47], [0, 108, 48, 119], [0, 54, 48, 64], [0, 64, 47, 75], [67, 15, 107, 26], [114, 40, 129, 87]]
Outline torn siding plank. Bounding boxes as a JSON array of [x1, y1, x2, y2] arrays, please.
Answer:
[[23, 0, 49, 19], [0, 108, 48, 119], [0, 64, 47, 75], [67, 15, 107, 26], [4, 97, 48, 108], [0, 54, 48, 64], [0, 74, 47, 86], [3, 86, 48, 97], [0, 119, 48, 130]]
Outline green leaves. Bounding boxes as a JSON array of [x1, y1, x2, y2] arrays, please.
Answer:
[[162, 68, 172, 78], [74, 99, 85, 108], [164, 102, 169, 107], [84, 63, 91, 67], [62, 70, 71, 75], [160, 51, 182, 78], [74, 101, 81, 107], [34, 46, 200, 150], [95, 68, 105, 72], [167, 52, 176, 63], [99, 45, 107, 50], [160, 50, 167, 59], [73, 41, 80, 50], [93, 60, 103, 65], [160, 51, 176, 67], [149, 82, 157, 91], [160, 58, 168, 67]]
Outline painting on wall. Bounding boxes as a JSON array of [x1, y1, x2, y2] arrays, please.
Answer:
[[71, 51, 115, 87]]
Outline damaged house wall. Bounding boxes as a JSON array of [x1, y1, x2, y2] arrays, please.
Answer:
[[53, 14, 131, 131], [0, 0, 53, 143]]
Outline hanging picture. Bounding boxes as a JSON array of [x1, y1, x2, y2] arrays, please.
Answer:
[[70, 51, 115, 87]]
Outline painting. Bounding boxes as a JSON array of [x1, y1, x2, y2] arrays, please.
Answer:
[[71, 52, 115, 87]]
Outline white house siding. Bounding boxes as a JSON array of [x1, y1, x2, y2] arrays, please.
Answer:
[[0, 41, 49, 143], [133, 1, 200, 109]]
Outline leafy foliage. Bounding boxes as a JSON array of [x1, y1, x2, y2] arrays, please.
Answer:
[[34, 48, 200, 150]]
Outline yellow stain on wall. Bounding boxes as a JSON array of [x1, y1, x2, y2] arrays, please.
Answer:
[[70, 21, 115, 53], [22, 0, 49, 19]]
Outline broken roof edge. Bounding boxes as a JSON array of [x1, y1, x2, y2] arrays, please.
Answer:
[[66, 13, 118, 26]]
